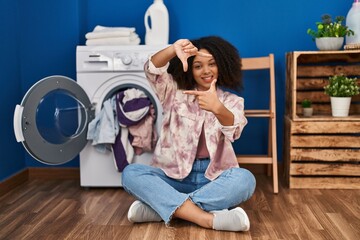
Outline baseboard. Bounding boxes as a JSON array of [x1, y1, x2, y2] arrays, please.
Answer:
[[0, 167, 80, 196], [28, 167, 80, 180], [0, 169, 29, 196]]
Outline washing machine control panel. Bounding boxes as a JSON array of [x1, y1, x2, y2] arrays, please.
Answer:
[[114, 51, 153, 71], [76, 46, 167, 73]]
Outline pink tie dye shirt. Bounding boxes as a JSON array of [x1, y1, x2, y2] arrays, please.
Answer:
[[145, 59, 248, 181]]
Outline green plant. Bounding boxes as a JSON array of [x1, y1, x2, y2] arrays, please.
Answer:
[[307, 14, 354, 40], [301, 99, 312, 108], [324, 75, 360, 97]]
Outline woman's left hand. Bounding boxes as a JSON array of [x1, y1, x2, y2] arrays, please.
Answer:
[[183, 79, 235, 125], [183, 79, 222, 113]]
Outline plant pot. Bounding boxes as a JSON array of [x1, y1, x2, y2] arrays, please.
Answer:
[[330, 96, 351, 117], [315, 37, 344, 51], [303, 107, 313, 117]]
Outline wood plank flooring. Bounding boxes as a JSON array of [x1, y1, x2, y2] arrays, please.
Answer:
[[0, 175, 359, 240]]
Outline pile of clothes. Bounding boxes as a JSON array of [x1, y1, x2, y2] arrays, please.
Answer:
[[85, 25, 141, 46], [87, 88, 158, 171]]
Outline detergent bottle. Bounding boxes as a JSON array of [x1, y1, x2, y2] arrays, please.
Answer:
[[144, 0, 169, 45], [346, 0, 360, 45]]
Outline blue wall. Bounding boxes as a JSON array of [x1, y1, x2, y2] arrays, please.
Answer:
[[0, 0, 25, 181], [0, 0, 353, 181], [18, 0, 81, 167]]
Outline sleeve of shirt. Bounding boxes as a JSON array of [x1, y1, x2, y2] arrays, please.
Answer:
[[144, 58, 177, 111], [220, 95, 247, 142], [147, 58, 169, 75]]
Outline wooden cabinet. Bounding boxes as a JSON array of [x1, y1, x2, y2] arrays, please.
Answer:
[[284, 50, 360, 189]]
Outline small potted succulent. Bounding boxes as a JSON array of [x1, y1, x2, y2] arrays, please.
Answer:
[[324, 74, 360, 117], [307, 14, 354, 51], [301, 99, 313, 117]]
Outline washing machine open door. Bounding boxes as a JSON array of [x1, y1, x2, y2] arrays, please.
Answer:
[[13, 75, 95, 165]]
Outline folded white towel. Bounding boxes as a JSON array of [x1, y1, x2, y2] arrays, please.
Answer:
[[86, 31, 130, 39], [86, 37, 141, 46], [86, 31, 139, 40], [94, 25, 136, 32]]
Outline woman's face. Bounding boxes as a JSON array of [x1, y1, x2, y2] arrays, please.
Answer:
[[191, 49, 218, 91]]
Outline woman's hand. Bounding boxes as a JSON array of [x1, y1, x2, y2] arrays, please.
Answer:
[[173, 39, 198, 72], [150, 38, 212, 71], [183, 79, 221, 113], [173, 39, 212, 72], [183, 79, 234, 125]]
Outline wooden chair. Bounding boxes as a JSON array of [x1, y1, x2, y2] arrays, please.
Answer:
[[236, 54, 278, 193]]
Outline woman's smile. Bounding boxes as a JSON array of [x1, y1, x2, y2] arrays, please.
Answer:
[[202, 75, 214, 83]]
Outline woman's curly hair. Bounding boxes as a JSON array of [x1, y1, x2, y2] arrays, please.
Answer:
[[168, 36, 243, 91]]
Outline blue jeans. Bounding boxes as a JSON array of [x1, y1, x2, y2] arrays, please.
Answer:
[[122, 159, 256, 224]]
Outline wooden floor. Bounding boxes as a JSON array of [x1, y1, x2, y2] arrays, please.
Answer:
[[0, 175, 359, 240]]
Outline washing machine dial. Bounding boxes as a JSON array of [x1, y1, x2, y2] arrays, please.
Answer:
[[121, 55, 133, 65]]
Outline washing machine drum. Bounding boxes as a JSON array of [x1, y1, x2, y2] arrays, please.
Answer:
[[14, 76, 95, 165]]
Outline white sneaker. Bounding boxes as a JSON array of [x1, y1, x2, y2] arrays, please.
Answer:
[[212, 207, 250, 231], [127, 200, 162, 223]]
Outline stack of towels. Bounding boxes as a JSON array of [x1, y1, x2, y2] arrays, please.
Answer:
[[85, 25, 141, 46]]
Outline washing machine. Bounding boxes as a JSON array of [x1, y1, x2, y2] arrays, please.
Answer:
[[13, 45, 165, 187]]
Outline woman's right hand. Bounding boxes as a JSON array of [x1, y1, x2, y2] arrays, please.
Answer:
[[173, 39, 199, 72]]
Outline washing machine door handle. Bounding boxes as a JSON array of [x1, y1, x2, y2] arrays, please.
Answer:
[[13, 75, 95, 165]]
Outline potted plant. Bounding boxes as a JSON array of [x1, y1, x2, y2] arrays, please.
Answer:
[[324, 74, 360, 117], [301, 99, 313, 117], [307, 14, 354, 51]]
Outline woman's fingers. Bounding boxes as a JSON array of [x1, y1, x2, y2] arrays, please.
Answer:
[[183, 90, 203, 96], [196, 51, 213, 58], [181, 58, 189, 72], [209, 79, 217, 92], [174, 39, 212, 72]]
